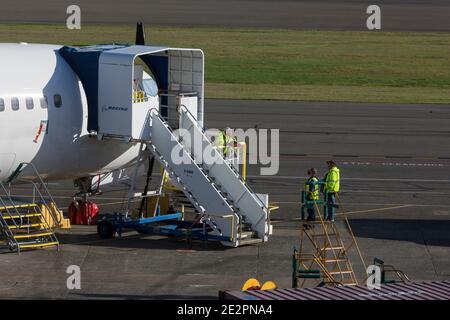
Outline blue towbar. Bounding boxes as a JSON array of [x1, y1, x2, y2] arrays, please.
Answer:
[[96, 212, 232, 246]]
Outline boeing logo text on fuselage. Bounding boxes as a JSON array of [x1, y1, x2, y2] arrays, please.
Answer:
[[101, 105, 129, 112]]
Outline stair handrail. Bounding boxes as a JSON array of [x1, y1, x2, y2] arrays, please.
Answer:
[[179, 104, 271, 237], [0, 182, 26, 228], [15, 162, 62, 226], [24, 180, 62, 228], [0, 191, 20, 247], [178, 105, 271, 229], [336, 193, 367, 271]]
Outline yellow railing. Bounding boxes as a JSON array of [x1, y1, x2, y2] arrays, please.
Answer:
[[220, 141, 247, 181], [268, 204, 279, 212], [133, 90, 148, 103]]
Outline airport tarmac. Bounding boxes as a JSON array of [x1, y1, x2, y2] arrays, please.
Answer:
[[1, 0, 450, 31], [0, 99, 449, 299]]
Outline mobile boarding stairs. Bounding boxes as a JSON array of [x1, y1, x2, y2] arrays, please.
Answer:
[[71, 45, 273, 247]]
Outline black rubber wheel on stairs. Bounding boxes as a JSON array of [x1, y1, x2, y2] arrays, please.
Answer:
[[97, 220, 115, 239]]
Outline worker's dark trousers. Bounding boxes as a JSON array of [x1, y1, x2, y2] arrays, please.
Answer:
[[326, 193, 336, 221], [301, 200, 316, 220], [306, 207, 316, 221]]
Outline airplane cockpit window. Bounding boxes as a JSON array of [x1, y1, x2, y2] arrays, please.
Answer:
[[26, 97, 34, 110], [54, 94, 62, 108], [40, 96, 48, 109], [143, 76, 158, 97], [0, 98, 4, 112], [11, 97, 19, 111]]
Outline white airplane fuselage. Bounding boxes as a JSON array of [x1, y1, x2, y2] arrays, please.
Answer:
[[0, 43, 155, 182]]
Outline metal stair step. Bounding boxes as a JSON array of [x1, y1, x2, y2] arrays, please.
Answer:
[[18, 241, 59, 249], [238, 238, 263, 246], [219, 189, 229, 196], [14, 232, 54, 239], [238, 220, 252, 229], [8, 223, 46, 229], [328, 270, 354, 275], [323, 258, 347, 263], [0, 203, 38, 211], [239, 231, 256, 239], [173, 198, 195, 206], [323, 246, 344, 251], [2, 213, 42, 220]]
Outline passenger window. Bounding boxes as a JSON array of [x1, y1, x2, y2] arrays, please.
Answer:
[[11, 97, 19, 111], [54, 94, 62, 108], [40, 96, 48, 109], [26, 97, 34, 110], [0, 98, 4, 112]]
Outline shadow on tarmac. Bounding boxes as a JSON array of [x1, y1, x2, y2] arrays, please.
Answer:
[[349, 219, 450, 247], [55, 231, 230, 252]]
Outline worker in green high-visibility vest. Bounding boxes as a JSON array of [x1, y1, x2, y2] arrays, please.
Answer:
[[323, 160, 340, 222], [303, 168, 319, 221]]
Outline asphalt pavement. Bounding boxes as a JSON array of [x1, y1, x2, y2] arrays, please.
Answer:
[[1, 0, 450, 31], [1, 0, 449, 300], [1, 99, 449, 299]]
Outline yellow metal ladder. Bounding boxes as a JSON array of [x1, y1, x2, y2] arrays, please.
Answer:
[[0, 199, 60, 253], [0, 163, 62, 254], [293, 199, 363, 288]]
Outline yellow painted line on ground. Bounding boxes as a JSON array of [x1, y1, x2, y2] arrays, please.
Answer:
[[336, 204, 414, 216], [290, 204, 414, 221]]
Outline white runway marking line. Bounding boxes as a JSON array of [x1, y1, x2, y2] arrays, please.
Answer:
[[344, 190, 450, 195], [189, 284, 214, 288], [342, 161, 371, 166], [248, 175, 450, 183], [271, 201, 450, 208], [343, 161, 444, 167]]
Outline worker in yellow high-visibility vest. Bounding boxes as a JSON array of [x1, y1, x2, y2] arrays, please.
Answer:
[[214, 129, 226, 154], [215, 127, 236, 159], [323, 160, 340, 222]]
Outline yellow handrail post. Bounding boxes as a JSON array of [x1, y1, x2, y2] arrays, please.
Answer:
[[241, 142, 247, 182]]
